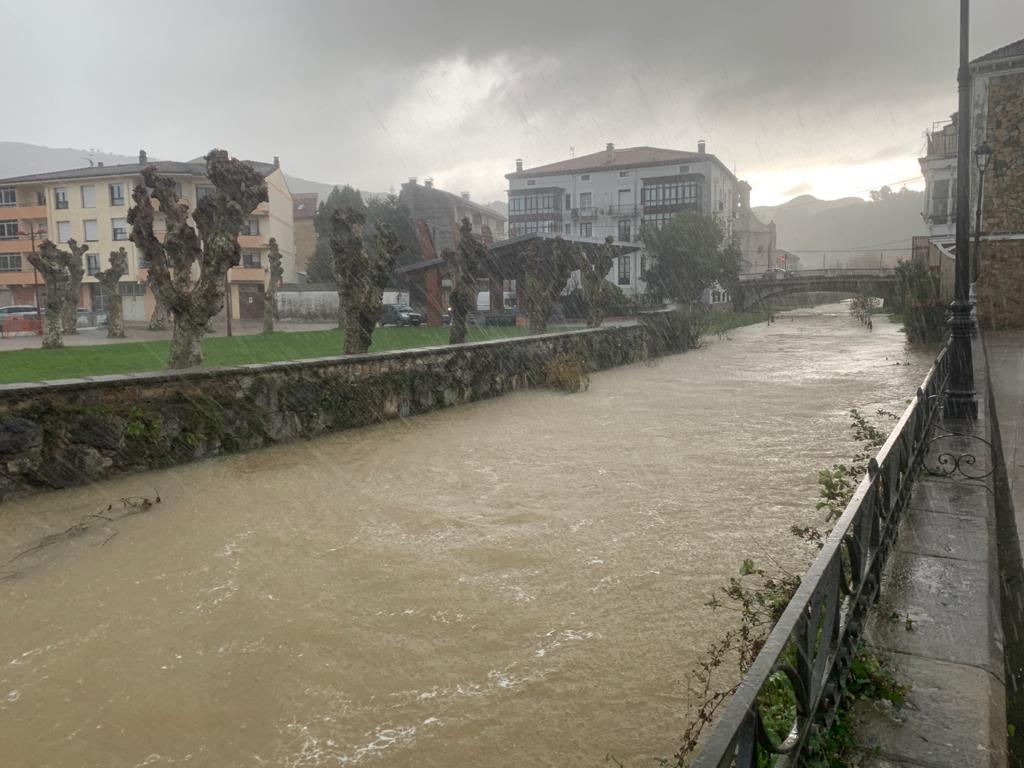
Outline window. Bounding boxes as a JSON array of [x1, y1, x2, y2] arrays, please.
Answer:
[[84, 219, 98, 241], [55, 187, 68, 209], [119, 283, 146, 297], [86, 253, 101, 275], [240, 217, 260, 236], [174, 182, 184, 199], [579, 222, 592, 237], [109, 183, 125, 206], [619, 170, 630, 177], [580, 174, 590, 181], [526, 179, 536, 186], [618, 256, 631, 285], [0, 220, 17, 240], [642, 180, 699, 208], [508, 193, 556, 215], [618, 219, 631, 242], [579, 192, 592, 208], [57, 221, 71, 242], [639, 254, 648, 279], [242, 251, 262, 267], [0, 254, 22, 272], [0, 187, 15, 206], [112, 217, 128, 240], [509, 220, 556, 236], [81, 185, 96, 208], [679, 165, 690, 173], [564, 223, 571, 234], [196, 185, 215, 201], [931, 179, 950, 218], [565, 193, 571, 209], [36, 191, 45, 205], [642, 212, 674, 229]]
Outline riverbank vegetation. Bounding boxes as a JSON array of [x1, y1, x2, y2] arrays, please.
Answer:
[[671, 409, 906, 766], [0, 326, 569, 385]]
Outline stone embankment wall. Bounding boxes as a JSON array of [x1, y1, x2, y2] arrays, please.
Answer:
[[0, 320, 686, 502]]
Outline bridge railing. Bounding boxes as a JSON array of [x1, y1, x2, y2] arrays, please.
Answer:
[[691, 343, 950, 767], [738, 268, 897, 282]]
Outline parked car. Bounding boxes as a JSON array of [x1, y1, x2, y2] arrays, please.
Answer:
[[379, 304, 423, 326], [76, 308, 108, 327], [0, 305, 40, 318]]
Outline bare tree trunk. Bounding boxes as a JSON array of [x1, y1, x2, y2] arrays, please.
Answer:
[[449, 310, 469, 344], [343, 313, 365, 354], [336, 288, 346, 329], [262, 295, 275, 333], [148, 294, 169, 330], [43, 305, 64, 348], [106, 295, 125, 338], [168, 312, 205, 369]]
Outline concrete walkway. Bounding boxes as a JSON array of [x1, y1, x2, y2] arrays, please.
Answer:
[[856, 336, 1008, 766]]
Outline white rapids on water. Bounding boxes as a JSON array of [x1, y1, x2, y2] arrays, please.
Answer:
[[0, 305, 934, 767]]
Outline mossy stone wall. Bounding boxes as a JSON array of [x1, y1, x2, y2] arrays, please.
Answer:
[[0, 324, 669, 503]]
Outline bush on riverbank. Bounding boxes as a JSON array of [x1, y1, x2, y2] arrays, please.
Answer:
[[541, 351, 590, 393]]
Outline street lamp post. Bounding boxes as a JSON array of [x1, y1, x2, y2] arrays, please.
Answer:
[[973, 143, 992, 282], [945, 0, 978, 419]]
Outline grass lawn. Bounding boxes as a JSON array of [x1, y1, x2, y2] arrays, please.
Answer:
[[0, 325, 568, 385]]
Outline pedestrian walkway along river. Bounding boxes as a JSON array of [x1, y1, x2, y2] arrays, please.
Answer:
[[0, 305, 935, 767]]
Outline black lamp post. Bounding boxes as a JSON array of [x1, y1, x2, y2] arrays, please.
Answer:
[[945, 0, 978, 419], [973, 143, 992, 281]]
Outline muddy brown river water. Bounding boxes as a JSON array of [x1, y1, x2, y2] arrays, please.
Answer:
[[0, 305, 935, 767]]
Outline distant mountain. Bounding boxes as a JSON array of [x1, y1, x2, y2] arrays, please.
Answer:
[[754, 189, 926, 267], [0, 141, 365, 203]]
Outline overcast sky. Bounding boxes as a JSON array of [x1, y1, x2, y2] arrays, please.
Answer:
[[2, 0, 1022, 206]]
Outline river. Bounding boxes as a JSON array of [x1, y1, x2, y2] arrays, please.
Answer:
[[0, 305, 934, 767]]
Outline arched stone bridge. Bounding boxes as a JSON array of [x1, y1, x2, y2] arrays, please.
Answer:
[[733, 268, 898, 311]]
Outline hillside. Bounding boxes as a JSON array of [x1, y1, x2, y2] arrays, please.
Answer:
[[754, 189, 926, 266]]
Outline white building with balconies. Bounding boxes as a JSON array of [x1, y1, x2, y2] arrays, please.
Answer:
[[504, 142, 746, 297]]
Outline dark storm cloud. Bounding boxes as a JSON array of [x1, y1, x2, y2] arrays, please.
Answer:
[[2, 0, 1022, 203]]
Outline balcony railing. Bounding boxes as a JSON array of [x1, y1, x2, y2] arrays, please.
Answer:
[[607, 204, 638, 216], [926, 131, 958, 158], [692, 345, 951, 766], [572, 206, 598, 220]]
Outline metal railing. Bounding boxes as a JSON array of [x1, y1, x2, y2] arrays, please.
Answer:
[[692, 344, 950, 767], [738, 268, 898, 282]]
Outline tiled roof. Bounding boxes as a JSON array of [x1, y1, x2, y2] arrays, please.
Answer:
[[972, 37, 1024, 64], [506, 146, 732, 179], [0, 158, 279, 185], [292, 192, 318, 219]]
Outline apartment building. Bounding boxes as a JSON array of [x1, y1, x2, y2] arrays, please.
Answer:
[[918, 36, 1024, 328], [292, 191, 318, 279], [505, 143, 745, 295], [0, 150, 296, 321], [398, 178, 507, 254]]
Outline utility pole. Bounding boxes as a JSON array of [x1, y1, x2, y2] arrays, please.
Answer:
[[945, 0, 978, 418], [18, 221, 47, 334]]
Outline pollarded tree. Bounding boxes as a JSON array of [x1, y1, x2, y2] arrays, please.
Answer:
[[579, 237, 619, 327], [329, 207, 401, 354], [61, 239, 88, 335], [128, 149, 268, 369], [27, 240, 71, 348], [95, 248, 129, 338], [523, 236, 577, 334], [446, 218, 488, 344], [263, 237, 284, 334], [148, 294, 169, 330]]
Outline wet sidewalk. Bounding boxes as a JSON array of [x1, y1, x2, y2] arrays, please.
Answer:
[[855, 335, 1009, 767]]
